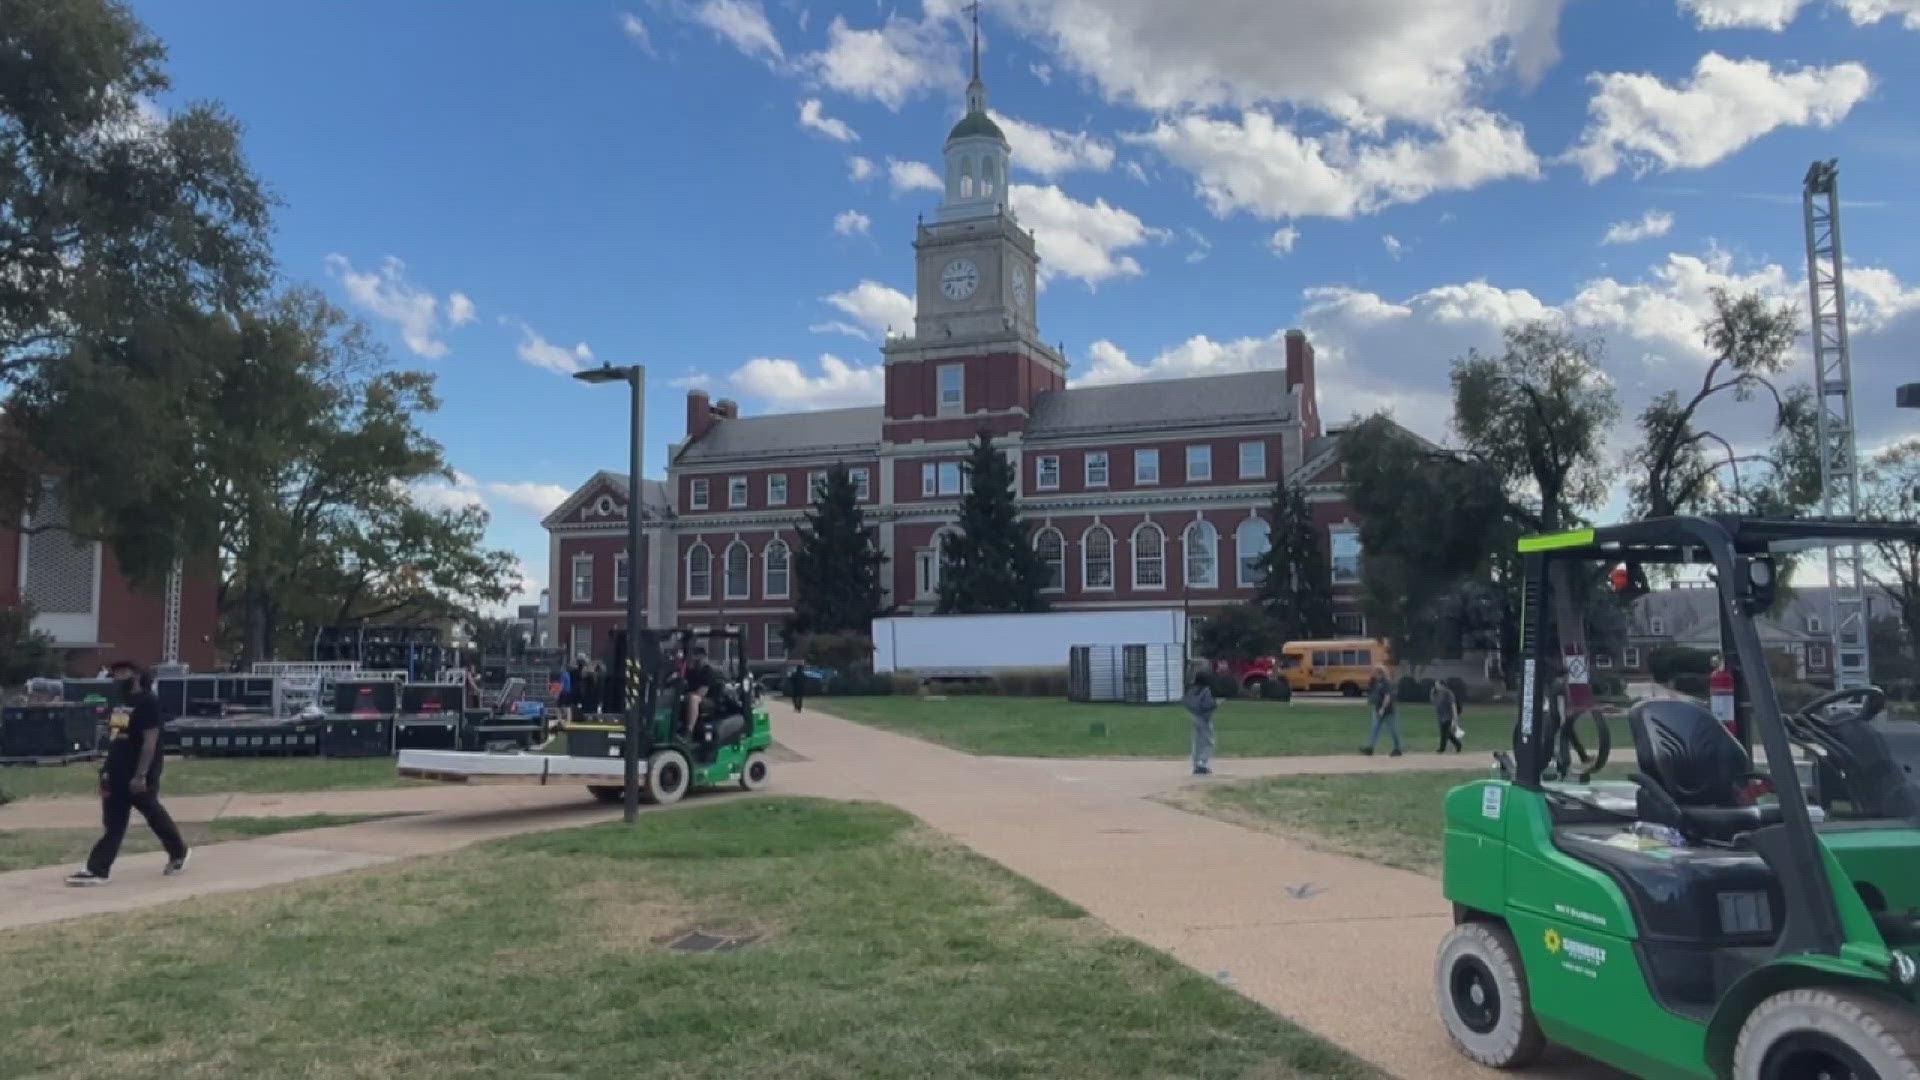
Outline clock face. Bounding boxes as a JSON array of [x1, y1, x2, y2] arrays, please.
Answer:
[[941, 259, 980, 301], [1010, 269, 1029, 308]]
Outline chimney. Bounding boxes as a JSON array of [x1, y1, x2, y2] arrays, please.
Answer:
[[714, 398, 739, 421], [1284, 329, 1321, 440], [686, 389, 714, 440]]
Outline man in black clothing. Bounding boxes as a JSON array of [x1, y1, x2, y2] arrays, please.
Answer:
[[784, 660, 807, 712], [680, 646, 722, 737], [67, 661, 189, 886]]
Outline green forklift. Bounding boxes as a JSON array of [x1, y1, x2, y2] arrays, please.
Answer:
[[1436, 515, 1920, 1079]]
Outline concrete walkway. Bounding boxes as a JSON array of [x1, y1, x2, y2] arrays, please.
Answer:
[[0, 706, 1622, 1080]]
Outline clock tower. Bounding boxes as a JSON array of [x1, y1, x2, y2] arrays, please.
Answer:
[[880, 3, 1065, 436]]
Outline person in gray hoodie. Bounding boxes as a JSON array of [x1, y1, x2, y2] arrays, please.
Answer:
[[1183, 663, 1218, 776]]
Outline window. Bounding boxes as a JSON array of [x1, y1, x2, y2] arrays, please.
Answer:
[[1186, 445, 1212, 482], [614, 553, 630, 604], [938, 364, 964, 412], [1329, 527, 1361, 585], [1132, 524, 1166, 589], [766, 625, 787, 661], [922, 461, 966, 496], [570, 625, 591, 662], [1085, 451, 1109, 487], [1624, 646, 1642, 669], [764, 538, 790, 599], [1135, 449, 1160, 484], [1036, 455, 1061, 490], [768, 474, 788, 506], [685, 544, 712, 601], [1649, 617, 1668, 636], [724, 541, 751, 600], [1808, 644, 1829, 669], [1239, 441, 1267, 480], [1805, 615, 1825, 634], [1034, 527, 1065, 591], [689, 478, 710, 510], [851, 468, 871, 502], [1334, 613, 1365, 636], [916, 549, 939, 598], [1184, 521, 1218, 588], [571, 555, 593, 603], [728, 476, 748, 508], [1188, 616, 1208, 644], [1082, 526, 1114, 590], [1235, 518, 1270, 588], [808, 471, 828, 499], [1595, 653, 1614, 669]]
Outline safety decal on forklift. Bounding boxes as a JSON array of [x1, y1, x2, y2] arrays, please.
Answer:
[[1520, 659, 1537, 738], [1481, 785, 1504, 820], [1543, 928, 1608, 977]]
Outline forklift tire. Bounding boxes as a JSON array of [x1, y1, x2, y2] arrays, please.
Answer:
[[1732, 988, 1920, 1080], [1435, 922, 1545, 1069], [646, 748, 691, 806], [738, 751, 770, 791]]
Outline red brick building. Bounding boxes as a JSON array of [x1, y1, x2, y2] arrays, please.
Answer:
[[3, 486, 219, 674], [545, 64, 1366, 665]]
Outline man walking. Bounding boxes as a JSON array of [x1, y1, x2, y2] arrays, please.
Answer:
[[1183, 663, 1218, 776], [1433, 679, 1464, 753], [67, 660, 189, 886], [1361, 665, 1403, 757], [784, 660, 807, 712]]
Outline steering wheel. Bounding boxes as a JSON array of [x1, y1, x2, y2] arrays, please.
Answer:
[[1797, 686, 1886, 730]]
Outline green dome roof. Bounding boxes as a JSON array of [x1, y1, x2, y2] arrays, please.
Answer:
[[947, 110, 1005, 143]]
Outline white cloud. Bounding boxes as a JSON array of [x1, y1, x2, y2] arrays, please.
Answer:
[[684, 0, 784, 61], [887, 157, 943, 193], [815, 280, 915, 339], [1678, 0, 1920, 30], [485, 481, 573, 518], [447, 292, 476, 326], [409, 471, 488, 514], [833, 209, 872, 236], [1383, 234, 1404, 260], [991, 111, 1116, 176], [324, 255, 469, 360], [619, 11, 656, 53], [1602, 209, 1676, 245], [1268, 226, 1299, 256], [1003, 0, 1565, 125], [1567, 53, 1872, 182], [1122, 160, 1148, 183], [1183, 228, 1212, 264], [504, 318, 594, 375], [798, 98, 859, 142], [1009, 183, 1164, 288], [1030, 62, 1054, 84], [1130, 108, 1540, 221], [848, 155, 877, 181], [804, 12, 961, 110], [727, 354, 886, 409]]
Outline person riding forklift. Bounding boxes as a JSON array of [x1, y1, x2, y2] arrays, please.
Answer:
[[1435, 515, 1920, 1080], [680, 645, 721, 738]]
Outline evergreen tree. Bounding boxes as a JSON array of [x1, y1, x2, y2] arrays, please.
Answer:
[[788, 464, 887, 638], [937, 432, 1051, 614], [1254, 480, 1336, 641]]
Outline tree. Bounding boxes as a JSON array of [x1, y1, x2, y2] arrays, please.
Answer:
[[1, 603, 62, 685], [1862, 439, 1920, 659], [1254, 480, 1334, 640], [1, 0, 273, 574], [789, 464, 886, 639], [1194, 603, 1280, 664], [470, 617, 529, 660], [1627, 289, 1803, 518], [206, 292, 516, 662], [1452, 321, 1618, 534], [937, 432, 1051, 614]]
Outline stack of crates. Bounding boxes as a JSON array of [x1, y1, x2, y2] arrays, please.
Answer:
[[321, 679, 399, 757], [0, 702, 105, 762]]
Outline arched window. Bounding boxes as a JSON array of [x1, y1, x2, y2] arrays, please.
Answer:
[[686, 543, 712, 601], [1184, 521, 1219, 589], [1082, 525, 1114, 590], [959, 157, 975, 199], [1132, 524, 1166, 589], [1235, 518, 1271, 589], [981, 156, 997, 197], [724, 540, 751, 600], [918, 528, 958, 599], [763, 537, 790, 600], [1033, 527, 1065, 591]]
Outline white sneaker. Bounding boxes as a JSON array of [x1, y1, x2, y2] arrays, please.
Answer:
[[163, 851, 190, 876], [65, 870, 109, 887]]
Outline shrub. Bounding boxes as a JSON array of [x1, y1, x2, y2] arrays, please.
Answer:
[[1649, 646, 1714, 684], [1773, 681, 1826, 713], [1, 604, 62, 687], [1396, 675, 1431, 705], [1259, 678, 1292, 701], [1670, 672, 1710, 699], [793, 631, 874, 672], [1208, 673, 1241, 699], [822, 671, 894, 696]]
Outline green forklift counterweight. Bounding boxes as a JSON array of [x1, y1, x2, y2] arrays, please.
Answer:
[[1434, 515, 1920, 1080]]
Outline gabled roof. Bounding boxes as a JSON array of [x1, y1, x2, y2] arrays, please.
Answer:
[[675, 406, 883, 465], [541, 470, 673, 527], [1026, 370, 1294, 441]]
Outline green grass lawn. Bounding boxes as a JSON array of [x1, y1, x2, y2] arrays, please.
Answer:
[[0, 813, 411, 873], [0, 755, 426, 802], [815, 694, 1403, 757], [0, 797, 1384, 1080]]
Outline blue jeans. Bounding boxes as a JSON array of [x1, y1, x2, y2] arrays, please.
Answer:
[[1191, 713, 1215, 771], [1367, 710, 1402, 753]]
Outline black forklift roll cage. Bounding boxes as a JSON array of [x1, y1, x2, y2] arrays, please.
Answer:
[[1509, 514, 1920, 961]]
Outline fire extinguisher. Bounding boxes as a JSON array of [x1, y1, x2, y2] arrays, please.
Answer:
[[1710, 663, 1737, 739]]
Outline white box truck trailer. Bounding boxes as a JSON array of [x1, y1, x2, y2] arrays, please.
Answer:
[[870, 609, 1187, 675]]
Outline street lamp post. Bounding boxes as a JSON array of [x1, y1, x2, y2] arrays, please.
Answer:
[[573, 362, 649, 823]]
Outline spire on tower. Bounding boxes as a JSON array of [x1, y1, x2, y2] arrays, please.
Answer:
[[967, 0, 982, 83]]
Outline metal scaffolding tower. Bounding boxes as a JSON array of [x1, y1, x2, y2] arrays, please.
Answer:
[[162, 558, 183, 665], [1801, 159, 1869, 689]]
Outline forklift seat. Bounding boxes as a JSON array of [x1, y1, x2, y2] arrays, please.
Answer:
[[1628, 699, 1782, 843]]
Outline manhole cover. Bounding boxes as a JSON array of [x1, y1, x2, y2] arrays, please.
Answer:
[[654, 922, 762, 953]]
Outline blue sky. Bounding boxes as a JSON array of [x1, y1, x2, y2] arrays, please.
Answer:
[[129, 0, 1920, 605]]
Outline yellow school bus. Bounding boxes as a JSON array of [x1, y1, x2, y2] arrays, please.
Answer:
[[1277, 638, 1392, 696]]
